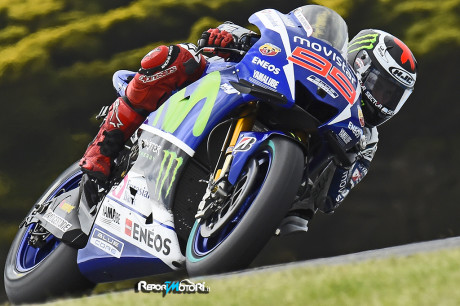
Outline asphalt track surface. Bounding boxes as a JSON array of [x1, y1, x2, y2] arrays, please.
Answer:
[[209, 236, 460, 279]]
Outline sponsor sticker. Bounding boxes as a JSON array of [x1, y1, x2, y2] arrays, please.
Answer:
[[389, 67, 415, 87], [351, 168, 364, 186], [102, 204, 121, 225], [141, 139, 162, 155], [234, 137, 257, 152], [293, 8, 313, 37], [348, 121, 362, 138], [124, 218, 172, 256], [156, 150, 183, 200], [307, 75, 339, 98], [252, 70, 280, 89], [358, 106, 365, 127], [338, 129, 352, 144], [43, 210, 72, 232], [90, 228, 124, 258], [125, 218, 133, 236], [259, 43, 281, 56], [58, 200, 75, 214], [138, 66, 178, 83], [252, 56, 281, 74], [220, 83, 240, 95]]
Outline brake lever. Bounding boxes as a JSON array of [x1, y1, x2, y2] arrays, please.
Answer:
[[197, 46, 247, 57]]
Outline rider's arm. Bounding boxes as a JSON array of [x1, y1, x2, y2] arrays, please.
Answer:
[[198, 22, 259, 58], [318, 127, 379, 213], [216, 22, 260, 51]]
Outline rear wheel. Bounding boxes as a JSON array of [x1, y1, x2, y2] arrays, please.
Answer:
[[186, 137, 304, 276], [4, 163, 94, 304]]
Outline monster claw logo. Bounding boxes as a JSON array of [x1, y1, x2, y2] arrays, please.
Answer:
[[348, 33, 379, 53], [156, 150, 183, 199]]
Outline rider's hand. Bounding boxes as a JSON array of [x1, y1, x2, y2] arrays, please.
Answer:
[[198, 28, 234, 59]]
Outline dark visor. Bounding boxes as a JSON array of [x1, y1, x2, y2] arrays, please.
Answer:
[[363, 67, 410, 112]]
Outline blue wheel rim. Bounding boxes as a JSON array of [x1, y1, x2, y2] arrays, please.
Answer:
[[16, 171, 82, 272], [191, 149, 273, 258]]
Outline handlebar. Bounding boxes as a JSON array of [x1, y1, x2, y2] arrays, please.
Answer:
[[197, 46, 247, 57]]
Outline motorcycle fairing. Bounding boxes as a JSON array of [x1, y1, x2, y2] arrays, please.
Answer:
[[244, 9, 359, 113], [237, 9, 301, 104], [145, 69, 252, 152], [77, 169, 185, 282], [237, 9, 363, 174], [27, 187, 83, 245], [77, 224, 173, 283]]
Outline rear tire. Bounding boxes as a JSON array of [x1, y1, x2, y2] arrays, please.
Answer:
[[186, 137, 304, 276], [4, 163, 95, 304]]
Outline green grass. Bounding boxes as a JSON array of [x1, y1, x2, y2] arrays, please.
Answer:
[[38, 247, 460, 306]]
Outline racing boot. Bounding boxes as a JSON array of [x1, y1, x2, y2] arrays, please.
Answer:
[[276, 209, 314, 236], [79, 97, 145, 181], [276, 197, 316, 236]]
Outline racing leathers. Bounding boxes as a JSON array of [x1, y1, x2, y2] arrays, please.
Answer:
[[278, 126, 378, 235], [320, 126, 379, 213]]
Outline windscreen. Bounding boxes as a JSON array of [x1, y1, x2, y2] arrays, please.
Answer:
[[295, 5, 349, 56]]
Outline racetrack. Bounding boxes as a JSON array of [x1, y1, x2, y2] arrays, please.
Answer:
[[208, 236, 460, 279], [40, 236, 460, 306]]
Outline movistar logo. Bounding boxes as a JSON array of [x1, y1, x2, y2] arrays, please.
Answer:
[[152, 71, 221, 137], [348, 34, 379, 53], [156, 150, 183, 199]]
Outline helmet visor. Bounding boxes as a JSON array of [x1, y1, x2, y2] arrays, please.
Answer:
[[362, 67, 413, 114]]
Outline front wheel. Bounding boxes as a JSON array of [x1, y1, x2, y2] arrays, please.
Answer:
[[4, 162, 94, 304], [186, 137, 304, 276]]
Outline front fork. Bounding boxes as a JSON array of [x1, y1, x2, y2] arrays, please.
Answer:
[[196, 102, 311, 220], [213, 102, 257, 182], [195, 103, 257, 219]]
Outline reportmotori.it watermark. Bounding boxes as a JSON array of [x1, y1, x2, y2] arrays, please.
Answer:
[[134, 279, 210, 297]]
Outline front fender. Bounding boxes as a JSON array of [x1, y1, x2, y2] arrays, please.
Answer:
[[228, 131, 304, 185]]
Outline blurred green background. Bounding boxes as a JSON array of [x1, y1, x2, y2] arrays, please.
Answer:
[[0, 0, 459, 301]]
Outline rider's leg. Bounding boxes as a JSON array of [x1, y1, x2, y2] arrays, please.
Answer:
[[79, 44, 206, 181], [79, 97, 145, 181]]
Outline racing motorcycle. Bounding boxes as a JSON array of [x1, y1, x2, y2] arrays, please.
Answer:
[[4, 5, 364, 304]]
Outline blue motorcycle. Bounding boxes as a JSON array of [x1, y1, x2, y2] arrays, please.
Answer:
[[4, 6, 363, 303]]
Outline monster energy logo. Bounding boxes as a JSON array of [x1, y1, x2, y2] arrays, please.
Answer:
[[155, 150, 183, 199], [348, 34, 379, 53]]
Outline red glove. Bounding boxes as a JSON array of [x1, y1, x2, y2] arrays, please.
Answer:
[[200, 28, 234, 58], [207, 28, 234, 48]]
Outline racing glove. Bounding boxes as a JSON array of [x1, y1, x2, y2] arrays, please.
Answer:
[[198, 28, 235, 59]]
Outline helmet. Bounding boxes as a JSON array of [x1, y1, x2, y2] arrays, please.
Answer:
[[348, 29, 418, 127]]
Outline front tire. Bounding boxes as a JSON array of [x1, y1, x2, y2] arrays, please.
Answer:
[[186, 137, 304, 276], [4, 163, 94, 304]]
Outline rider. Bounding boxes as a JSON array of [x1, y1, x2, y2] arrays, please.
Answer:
[[79, 24, 255, 182], [279, 28, 418, 234], [78, 6, 417, 230]]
